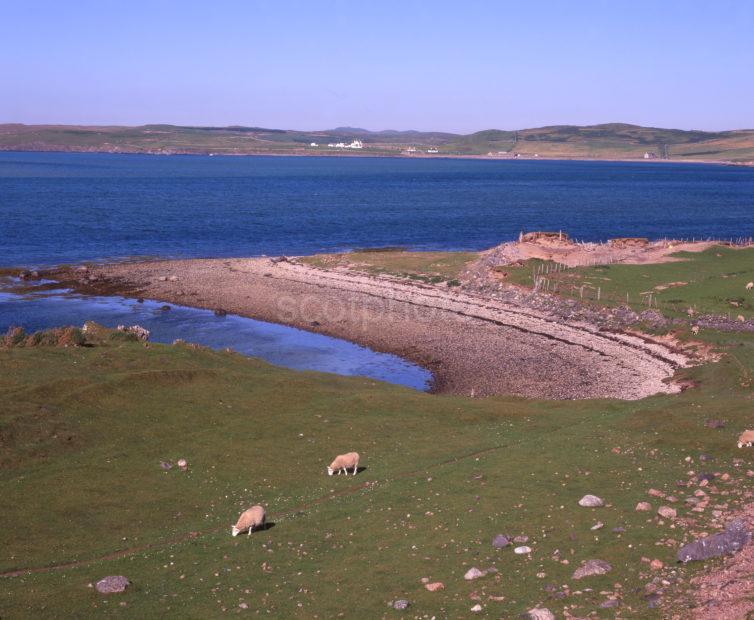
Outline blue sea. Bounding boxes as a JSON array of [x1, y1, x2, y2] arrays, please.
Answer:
[[2, 151, 754, 267], [2, 151, 754, 390]]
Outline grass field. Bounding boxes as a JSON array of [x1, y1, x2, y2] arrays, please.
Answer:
[[2, 311, 754, 617], [300, 250, 479, 285], [502, 246, 754, 319]]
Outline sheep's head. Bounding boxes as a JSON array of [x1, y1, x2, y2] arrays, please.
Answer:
[[327, 466, 334, 476], [231, 525, 240, 536], [738, 442, 744, 449]]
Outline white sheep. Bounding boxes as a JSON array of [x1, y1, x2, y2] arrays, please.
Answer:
[[231, 505, 266, 536], [747, 282, 753, 291], [327, 452, 360, 476], [691, 325, 700, 335], [737, 430, 754, 448]]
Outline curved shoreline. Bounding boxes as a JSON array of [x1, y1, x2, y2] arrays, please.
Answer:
[[48, 257, 691, 400]]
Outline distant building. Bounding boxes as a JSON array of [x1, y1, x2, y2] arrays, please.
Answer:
[[427, 148, 439, 154], [644, 151, 657, 159], [310, 142, 318, 147], [347, 140, 363, 149]]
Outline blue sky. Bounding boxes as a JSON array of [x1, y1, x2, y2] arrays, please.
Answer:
[[1, 1, 752, 132]]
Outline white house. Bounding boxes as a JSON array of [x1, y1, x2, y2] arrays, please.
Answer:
[[310, 142, 318, 147]]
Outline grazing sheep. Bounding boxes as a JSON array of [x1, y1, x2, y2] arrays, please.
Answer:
[[737, 315, 746, 323], [747, 282, 753, 291], [231, 505, 266, 536], [737, 430, 754, 449], [327, 452, 360, 476], [691, 325, 700, 335]]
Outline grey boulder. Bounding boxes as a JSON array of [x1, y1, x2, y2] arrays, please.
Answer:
[[677, 519, 751, 563]]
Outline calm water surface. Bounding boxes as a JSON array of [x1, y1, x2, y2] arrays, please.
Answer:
[[2, 152, 753, 267], [3, 152, 753, 389], [0, 282, 432, 391]]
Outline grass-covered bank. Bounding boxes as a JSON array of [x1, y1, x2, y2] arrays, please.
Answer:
[[502, 246, 754, 319], [2, 324, 754, 617]]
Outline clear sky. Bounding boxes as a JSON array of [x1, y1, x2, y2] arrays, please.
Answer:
[[1, 1, 752, 132]]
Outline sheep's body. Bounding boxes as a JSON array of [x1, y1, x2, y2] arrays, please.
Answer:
[[738, 430, 754, 449], [691, 325, 700, 335], [232, 505, 266, 536], [328, 452, 360, 476], [747, 282, 753, 291]]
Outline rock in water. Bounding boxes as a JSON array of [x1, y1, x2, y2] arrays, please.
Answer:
[[578, 494, 604, 507], [464, 567, 486, 580], [677, 519, 751, 563], [526, 608, 556, 620], [572, 559, 612, 579], [95, 575, 130, 594], [492, 534, 510, 548], [392, 599, 409, 610]]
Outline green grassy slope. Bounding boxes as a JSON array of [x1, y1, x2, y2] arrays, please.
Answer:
[[2, 321, 754, 617], [504, 246, 754, 319], [2, 123, 753, 161]]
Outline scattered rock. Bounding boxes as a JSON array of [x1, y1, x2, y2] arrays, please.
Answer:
[[677, 519, 752, 562], [158, 276, 167, 282], [464, 567, 486, 580], [425, 582, 444, 592], [636, 501, 652, 512], [648, 488, 665, 498], [239, 602, 248, 609], [514, 546, 532, 554], [159, 461, 173, 470], [95, 575, 130, 594], [214, 308, 227, 317], [591, 522, 604, 530], [650, 559, 664, 570], [572, 559, 612, 580], [578, 494, 604, 507], [526, 607, 555, 620], [658, 506, 677, 519], [492, 534, 510, 548], [600, 599, 620, 609], [168, 275, 178, 282], [513, 535, 529, 543], [639, 309, 667, 327], [704, 419, 725, 429], [160, 305, 171, 312], [392, 599, 410, 610], [470, 604, 482, 612]]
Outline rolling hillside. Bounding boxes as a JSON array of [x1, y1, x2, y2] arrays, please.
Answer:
[[1, 122, 753, 162]]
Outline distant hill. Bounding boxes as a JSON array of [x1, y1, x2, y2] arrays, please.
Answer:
[[1, 122, 753, 162]]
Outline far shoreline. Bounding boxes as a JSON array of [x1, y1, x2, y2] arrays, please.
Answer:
[[1, 147, 751, 168]]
